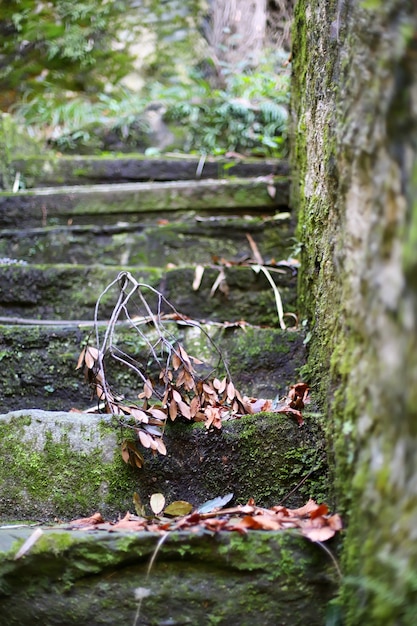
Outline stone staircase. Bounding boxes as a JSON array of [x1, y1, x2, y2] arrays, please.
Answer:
[[0, 155, 335, 625]]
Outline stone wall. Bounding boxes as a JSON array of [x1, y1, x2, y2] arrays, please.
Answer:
[[291, 1, 417, 623]]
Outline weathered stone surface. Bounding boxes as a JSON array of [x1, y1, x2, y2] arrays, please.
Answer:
[[0, 323, 305, 412], [0, 178, 288, 228], [292, 1, 417, 623], [0, 212, 294, 266], [0, 410, 327, 521], [0, 264, 297, 324], [0, 526, 336, 626], [12, 154, 290, 186]]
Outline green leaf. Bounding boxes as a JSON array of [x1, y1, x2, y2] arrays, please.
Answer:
[[164, 501, 193, 517]]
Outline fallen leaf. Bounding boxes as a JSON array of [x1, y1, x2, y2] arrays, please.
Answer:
[[14, 528, 43, 560], [197, 493, 234, 514], [150, 493, 166, 515], [164, 501, 193, 516], [193, 265, 205, 291], [68, 512, 104, 528]]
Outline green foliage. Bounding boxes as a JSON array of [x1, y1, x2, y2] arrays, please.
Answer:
[[156, 65, 290, 157], [0, 0, 134, 109], [15, 89, 149, 152]]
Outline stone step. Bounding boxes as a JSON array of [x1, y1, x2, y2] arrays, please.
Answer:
[[0, 408, 325, 521], [0, 212, 293, 267], [0, 263, 297, 324], [0, 322, 305, 413], [11, 154, 289, 186], [0, 178, 288, 228], [0, 521, 335, 625]]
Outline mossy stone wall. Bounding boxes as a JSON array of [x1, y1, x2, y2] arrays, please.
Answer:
[[291, 1, 417, 623]]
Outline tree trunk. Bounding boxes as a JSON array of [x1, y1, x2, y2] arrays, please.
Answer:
[[207, 0, 267, 73], [291, 1, 417, 623]]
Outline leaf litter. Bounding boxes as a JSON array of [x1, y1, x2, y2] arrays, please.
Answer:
[[66, 495, 342, 543]]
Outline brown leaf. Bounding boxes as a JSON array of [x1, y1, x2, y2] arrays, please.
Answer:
[[190, 396, 200, 417], [155, 438, 167, 455], [138, 430, 152, 448], [302, 526, 336, 542], [246, 233, 264, 265], [68, 512, 104, 528], [143, 379, 153, 399], [203, 383, 215, 395], [178, 399, 191, 419], [129, 407, 149, 423], [288, 499, 319, 518], [169, 399, 178, 420], [82, 346, 100, 370], [227, 381, 236, 402], [310, 504, 329, 519], [172, 353, 181, 370], [76, 347, 86, 370], [148, 408, 167, 421], [179, 345, 191, 366], [121, 440, 144, 468]]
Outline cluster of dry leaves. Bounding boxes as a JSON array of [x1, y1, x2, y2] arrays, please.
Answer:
[[76, 343, 309, 467], [67, 496, 342, 544]]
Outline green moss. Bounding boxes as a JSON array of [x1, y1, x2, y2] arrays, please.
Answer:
[[0, 413, 137, 521], [0, 529, 336, 625]]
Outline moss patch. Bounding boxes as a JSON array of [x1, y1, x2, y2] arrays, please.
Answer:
[[0, 528, 337, 625]]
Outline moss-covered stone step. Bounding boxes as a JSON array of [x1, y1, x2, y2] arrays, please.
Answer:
[[0, 409, 326, 521], [11, 154, 289, 186], [0, 323, 305, 412], [0, 213, 293, 267], [0, 178, 288, 228], [0, 525, 336, 626], [0, 264, 297, 323]]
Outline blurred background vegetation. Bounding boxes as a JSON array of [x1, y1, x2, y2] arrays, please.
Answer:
[[0, 0, 294, 159]]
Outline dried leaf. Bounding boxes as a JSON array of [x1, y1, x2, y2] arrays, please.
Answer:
[[129, 407, 149, 423], [267, 184, 276, 199], [178, 345, 190, 364], [192, 264, 205, 291], [14, 528, 43, 560], [67, 512, 104, 528], [310, 504, 329, 519], [148, 408, 167, 421], [143, 379, 153, 399], [197, 493, 234, 514], [169, 400, 178, 420], [76, 347, 86, 370], [83, 346, 100, 369], [246, 233, 264, 265], [210, 268, 227, 297], [178, 399, 191, 419], [133, 492, 146, 517], [227, 381, 235, 402], [203, 383, 215, 395], [121, 440, 144, 468], [150, 493, 165, 515], [172, 353, 181, 370], [164, 501, 193, 516], [155, 438, 167, 455], [172, 389, 182, 403], [143, 424, 164, 437], [302, 526, 337, 542], [189, 395, 200, 417], [138, 430, 152, 448]]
